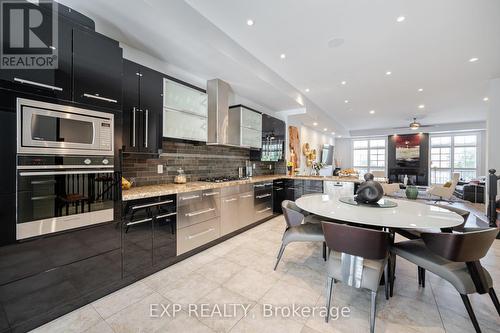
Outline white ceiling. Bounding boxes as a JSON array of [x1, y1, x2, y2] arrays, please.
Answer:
[[186, 0, 500, 132], [59, 0, 499, 135], [58, 0, 346, 133]]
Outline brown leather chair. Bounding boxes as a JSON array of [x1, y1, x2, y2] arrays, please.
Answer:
[[391, 228, 500, 333], [322, 222, 391, 333], [395, 203, 470, 287]]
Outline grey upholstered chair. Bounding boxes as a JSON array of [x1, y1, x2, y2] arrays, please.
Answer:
[[273, 200, 325, 271], [322, 222, 391, 333], [394, 203, 470, 288], [391, 228, 500, 333]]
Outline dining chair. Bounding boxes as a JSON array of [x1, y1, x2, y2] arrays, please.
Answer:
[[390, 228, 500, 333], [395, 204, 470, 288], [322, 222, 391, 333], [273, 200, 325, 271]]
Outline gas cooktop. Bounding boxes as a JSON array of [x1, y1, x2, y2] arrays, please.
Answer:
[[199, 176, 249, 183]]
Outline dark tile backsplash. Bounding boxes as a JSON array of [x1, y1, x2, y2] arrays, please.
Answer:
[[122, 139, 286, 186]]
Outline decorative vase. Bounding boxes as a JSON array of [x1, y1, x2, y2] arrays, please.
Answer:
[[405, 185, 419, 200]]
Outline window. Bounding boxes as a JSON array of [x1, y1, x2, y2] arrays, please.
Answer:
[[352, 138, 386, 176], [430, 134, 479, 184]]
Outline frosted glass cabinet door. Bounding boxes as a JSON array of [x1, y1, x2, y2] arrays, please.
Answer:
[[164, 80, 207, 117], [241, 127, 262, 148], [241, 108, 262, 131], [163, 109, 207, 142]]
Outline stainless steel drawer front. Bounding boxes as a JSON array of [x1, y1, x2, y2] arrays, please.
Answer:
[[177, 218, 220, 255], [177, 190, 220, 229]]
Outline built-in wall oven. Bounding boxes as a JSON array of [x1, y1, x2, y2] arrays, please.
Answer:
[[16, 98, 117, 240]]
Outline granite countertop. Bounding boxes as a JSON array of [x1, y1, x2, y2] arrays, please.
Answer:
[[122, 175, 361, 201]]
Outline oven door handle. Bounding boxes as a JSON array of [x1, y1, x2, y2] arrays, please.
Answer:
[[19, 170, 114, 176], [31, 195, 57, 201]]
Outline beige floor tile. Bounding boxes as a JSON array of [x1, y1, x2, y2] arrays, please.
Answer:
[[83, 320, 115, 333], [280, 263, 327, 295], [376, 293, 444, 332], [304, 303, 371, 333], [154, 310, 214, 333], [230, 303, 304, 333], [92, 281, 154, 319], [195, 257, 244, 284], [437, 305, 499, 333], [30, 305, 102, 333], [301, 325, 322, 333], [261, 280, 321, 322], [225, 267, 280, 301], [105, 292, 171, 333], [158, 272, 220, 305], [194, 287, 256, 332], [221, 247, 262, 267], [431, 283, 500, 330]]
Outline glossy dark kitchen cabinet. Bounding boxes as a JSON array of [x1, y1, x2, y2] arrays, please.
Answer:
[[251, 114, 286, 161], [0, 222, 121, 286], [0, 248, 122, 332], [73, 28, 123, 110], [122, 195, 177, 278], [273, 179, 286, 214], [0, 5, 72, 101], [122, 59, 163, 154], [0, 222, 121, 332]]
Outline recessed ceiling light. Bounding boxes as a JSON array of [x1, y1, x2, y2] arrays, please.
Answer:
[[418, 104, 425, 109], [483, 97, 489, 102], [280, 53, 286, 59], [246, 19, 254, 26], [323, 128, 328, 131], [341, 81, 347, 85], [338, 135, 342, 138], [331, 132, 336, 135], [385, 71, 392, 76], [344, 100, 349, 104], [369, 110, 375, 114], [396, 16, 406, 23], [313, 122, 318, 126], [418, 88, 423, 92], [469, 57, 479, 63], [305, 88, 310, 92]]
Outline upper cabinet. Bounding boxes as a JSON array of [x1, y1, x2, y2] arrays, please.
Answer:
[[0, 5, 122, 111], [250, 114, 286, 161], [72, 28, 123, 110], [0, 9, 73, 101], [228, 105, 262, 149], [163, 79, 208, 142], [122, 60, 163, 154]]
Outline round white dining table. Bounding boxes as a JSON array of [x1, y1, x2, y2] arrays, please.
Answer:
[[295, 194, 463, 229]]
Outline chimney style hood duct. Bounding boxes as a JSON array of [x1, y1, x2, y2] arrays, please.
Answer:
[[207, 79, 233, 145]]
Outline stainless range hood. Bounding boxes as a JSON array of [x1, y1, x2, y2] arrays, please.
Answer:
[[207, 79, 233, 145]]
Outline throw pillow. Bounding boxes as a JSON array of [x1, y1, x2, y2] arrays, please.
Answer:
[[443, 181, 452, 188]]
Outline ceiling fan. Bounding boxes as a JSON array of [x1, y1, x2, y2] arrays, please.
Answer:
[[393, 117, 435, 131]]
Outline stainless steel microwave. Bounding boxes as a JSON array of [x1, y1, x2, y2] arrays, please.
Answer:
[[17, 98, 114, 156]]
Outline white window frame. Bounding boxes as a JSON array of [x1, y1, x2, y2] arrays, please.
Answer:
[[351, 137, 388, 176], [429, 132, 481, 184]]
